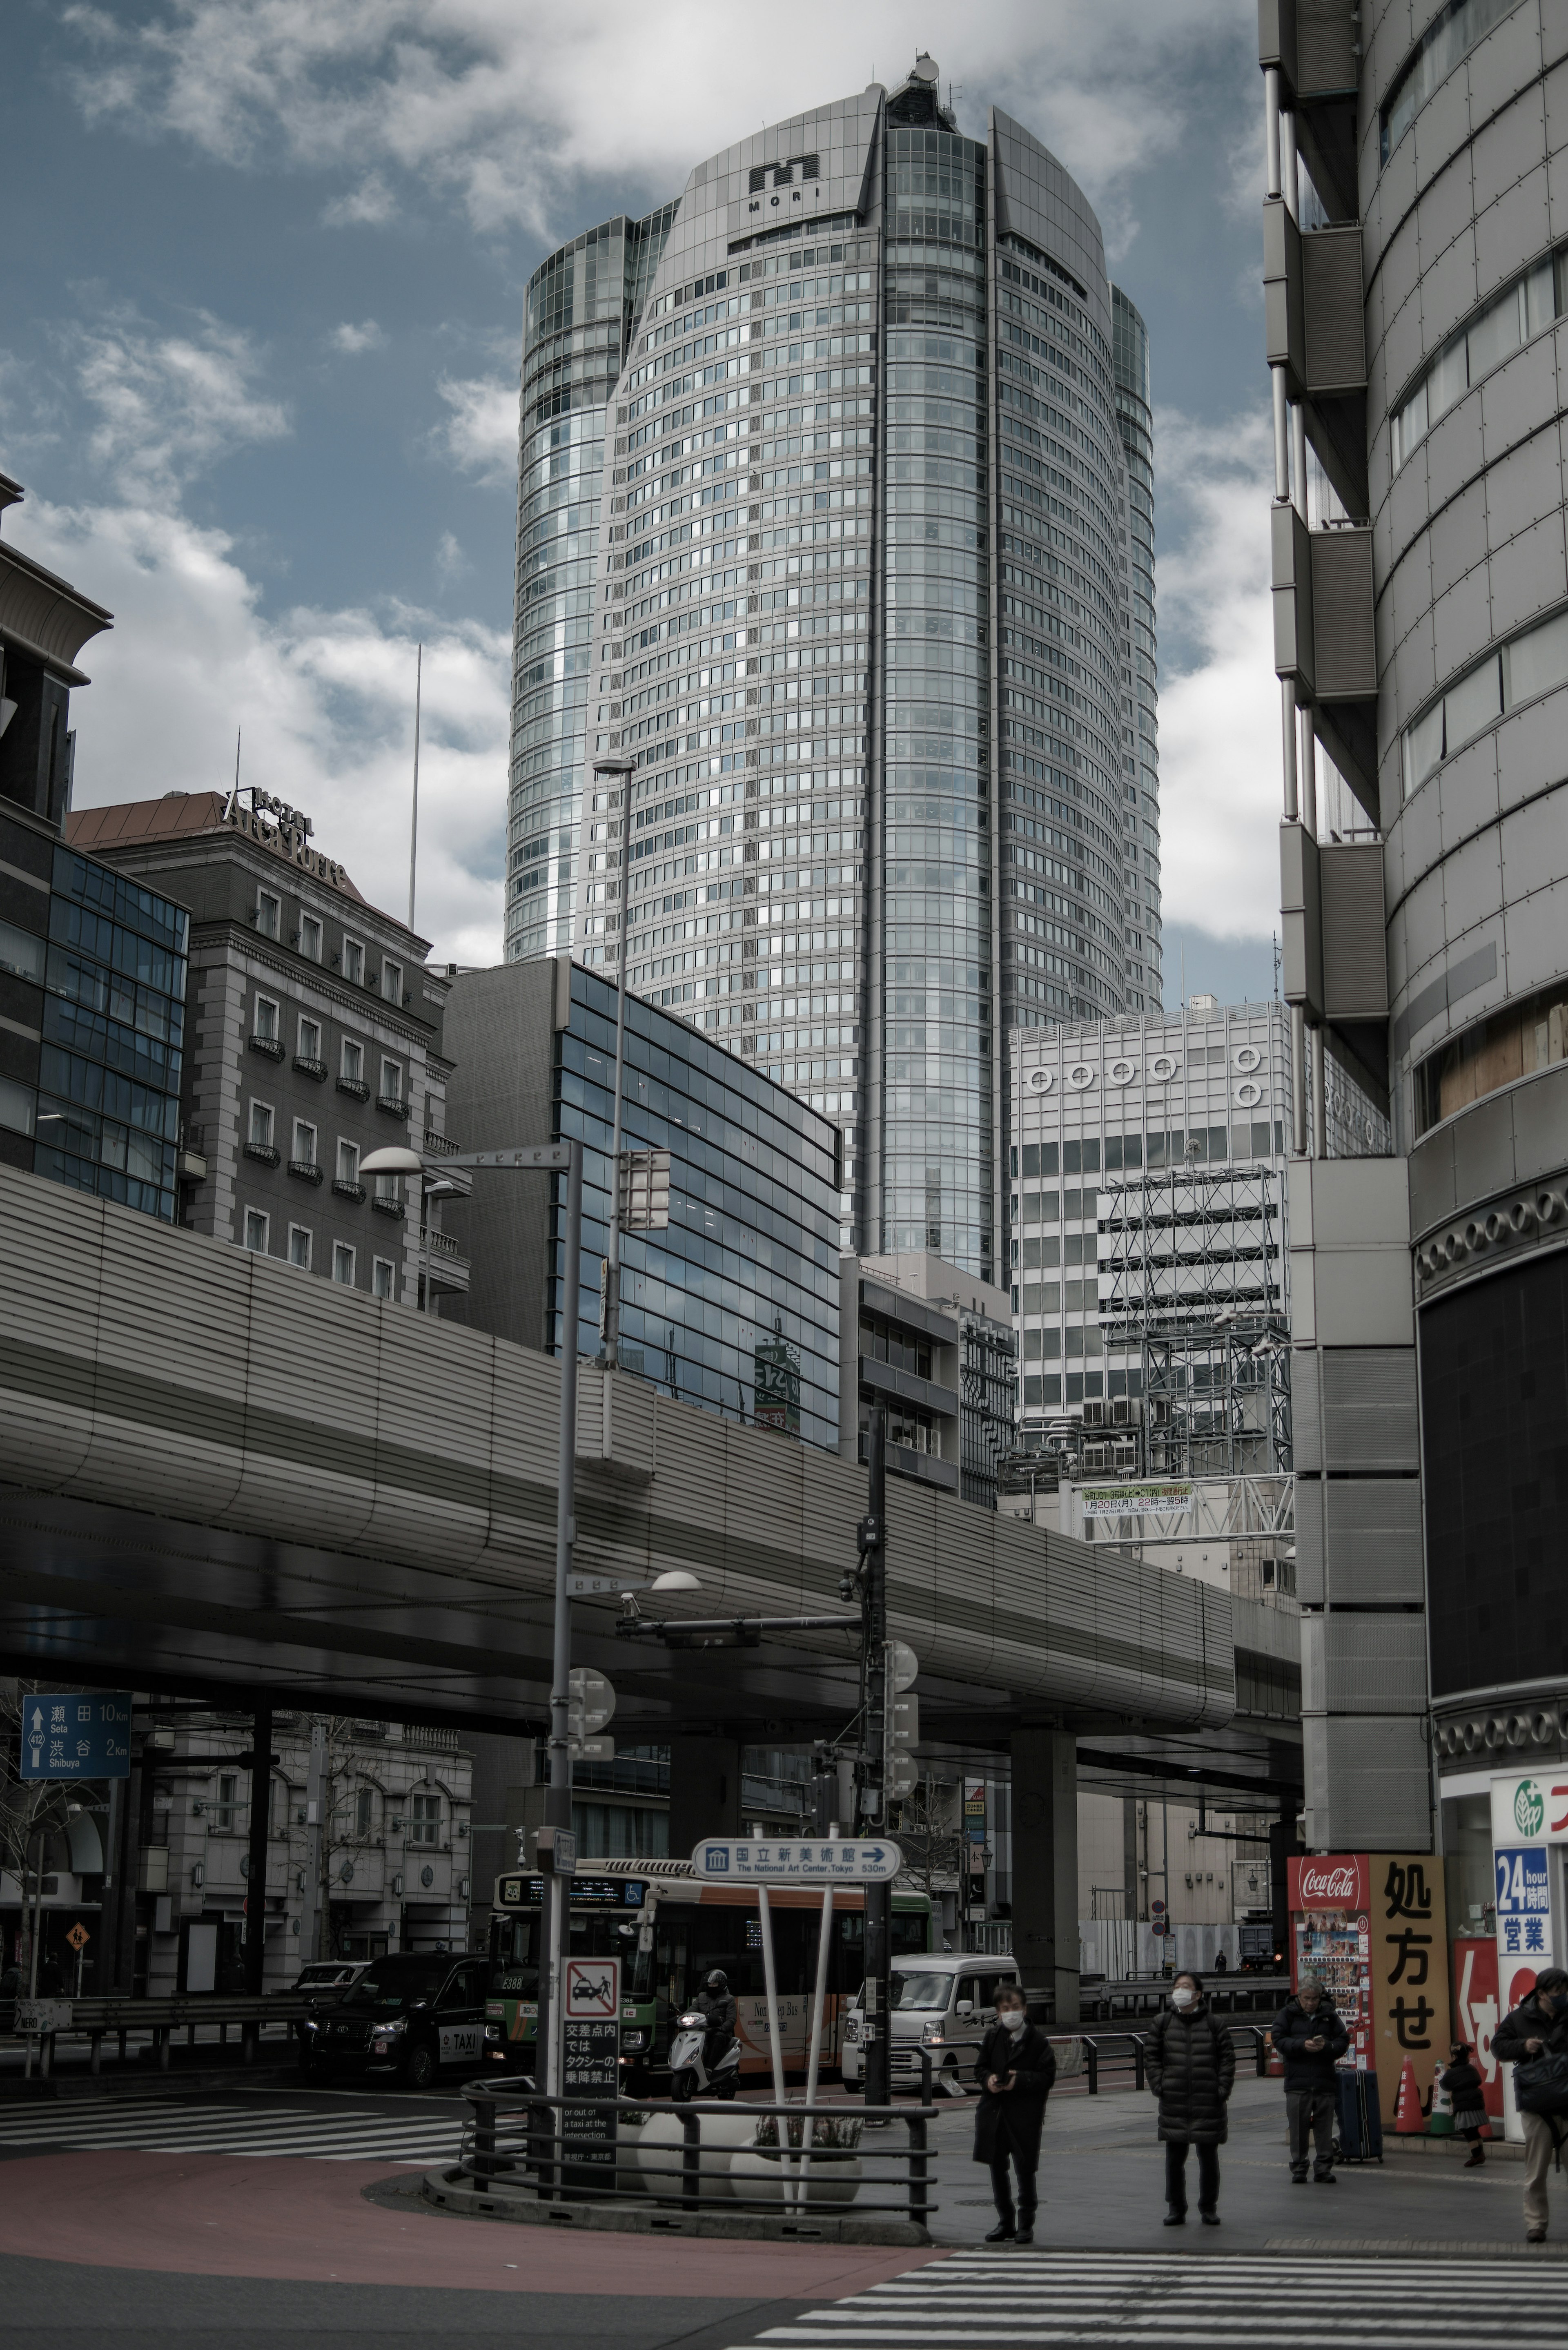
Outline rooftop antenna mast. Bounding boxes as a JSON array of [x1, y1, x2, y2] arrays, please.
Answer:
[[408, 642, 422, 930], [221, 727, 242, 823]]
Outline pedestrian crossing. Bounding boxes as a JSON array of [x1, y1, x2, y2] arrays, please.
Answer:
[[734, 2250, 1568, 2347], [0, 2094, 463, 2166]]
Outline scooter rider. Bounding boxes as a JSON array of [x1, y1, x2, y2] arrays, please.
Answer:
[[696, 1969, 737, 2069]]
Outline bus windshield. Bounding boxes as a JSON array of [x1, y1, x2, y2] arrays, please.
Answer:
[[491, 1911, 652, 2001]]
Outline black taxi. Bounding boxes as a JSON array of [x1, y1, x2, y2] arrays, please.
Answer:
[[304, 1953, 490, 2090]]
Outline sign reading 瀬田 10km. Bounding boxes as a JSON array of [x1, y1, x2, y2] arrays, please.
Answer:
[[1080, 1482, 1194, 1519], [21, 1693, 132, 1780], [692, 1839, 902, 1883]]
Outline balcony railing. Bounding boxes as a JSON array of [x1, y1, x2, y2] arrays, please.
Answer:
[[376, 1095, 412, 1119], [337, 1077, 371, 1102], [287, 1159, 324, 1185], [423, 1130, 460, 1157], [370, 1193, 407, 1218], [332, 1179, 366, 1203], [248, 1034, 284, 1061], [243, 1142, 280, 1167], [292, 1056, 328, 1082]]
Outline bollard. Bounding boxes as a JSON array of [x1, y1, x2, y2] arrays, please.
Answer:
[[1133, 2038, 1145, 2091], [919, 2047, 933, 2108], [90, 2030, 103, 2076], [908, 2109, 929, 2230], [1084, 2038, 1098, 2095], [681, 2108, 702, 2212], [158, 2027, 171, 2072]]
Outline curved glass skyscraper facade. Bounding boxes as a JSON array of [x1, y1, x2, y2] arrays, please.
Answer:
[[503, 62, 1160, 1282], [507, 209, 676, 961], [1111, 288, 1163, 1009]]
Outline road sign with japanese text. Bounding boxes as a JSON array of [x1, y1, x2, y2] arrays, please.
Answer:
[[562, 1954, 620, 2185], [20, 1693, 131, 1780], [691, 1838, 902, 1884]]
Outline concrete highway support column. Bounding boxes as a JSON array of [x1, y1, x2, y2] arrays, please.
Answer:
[[668, 1737, 743, 1862], [1011, 1729, 1079, 2025]]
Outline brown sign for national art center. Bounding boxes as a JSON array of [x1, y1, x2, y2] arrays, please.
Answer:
[[223, 797, 350, 894]]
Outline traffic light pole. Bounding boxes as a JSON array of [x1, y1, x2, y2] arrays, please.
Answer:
[[860, 1406, 891, 2109]]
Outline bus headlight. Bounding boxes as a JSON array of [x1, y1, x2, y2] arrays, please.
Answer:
[[619, 2030, 648, 2053], [483, 2023, 502, 2042]]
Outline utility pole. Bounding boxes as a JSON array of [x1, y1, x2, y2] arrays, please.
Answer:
[[244, 1696, 273, 1995], [536, 1138, 585, 2101], [858, 1405, 891, 2107], [300, 1721, 326, 1965]]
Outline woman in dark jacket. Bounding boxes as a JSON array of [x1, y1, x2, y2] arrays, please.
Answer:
[[972, 1985, 1057, 2243], [1144, 1970, 1235, 2224]]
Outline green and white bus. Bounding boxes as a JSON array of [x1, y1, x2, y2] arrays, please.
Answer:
[[485, 1857, 933, 2088]]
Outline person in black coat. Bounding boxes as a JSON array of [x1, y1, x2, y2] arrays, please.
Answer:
[[1271, 1975, 1350, 2182], [972, 1985, 1057, 2243], [1492, 1967, 1568, 2240], [1440, 2042, 1488, 2167], [1144, 1969, 1235, 2225]]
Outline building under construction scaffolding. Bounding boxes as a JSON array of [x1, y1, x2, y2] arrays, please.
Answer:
[[1098, 1162, 1292, 1478]]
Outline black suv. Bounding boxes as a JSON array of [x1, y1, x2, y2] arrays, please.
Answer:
[[305, 1954, 490, 2090]]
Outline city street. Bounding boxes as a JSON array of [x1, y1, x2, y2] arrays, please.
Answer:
[[2, 2074, 1564, 2345]]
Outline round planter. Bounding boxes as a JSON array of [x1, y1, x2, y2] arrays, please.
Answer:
[[636, 2108, 756, 2203], [612, 2116, 650, 2195], [729, 2145, 863, 2210]]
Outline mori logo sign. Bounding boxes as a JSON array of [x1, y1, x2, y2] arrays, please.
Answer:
[[1289, 1856, 1368, 1910]]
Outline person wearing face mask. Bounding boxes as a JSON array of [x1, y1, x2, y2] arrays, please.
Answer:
[[1493, 1966, 1568, 2241], [1144, 1970, 1234, 2225], [972, 1986, 1056, 2244], [1271, 1972, 1349, 2182]]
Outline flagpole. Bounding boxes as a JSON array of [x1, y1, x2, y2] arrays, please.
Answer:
[[408, 643, 422, 929]]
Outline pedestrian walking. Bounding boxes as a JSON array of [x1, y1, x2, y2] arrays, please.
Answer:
[[1493, 1966, 1568, 2240], [972, 1984, 1056, 2244], [1144, 1969, 1234, 2226], [1271, 1972, 1349, 2183], [1440, 2042, 1488, 2166]]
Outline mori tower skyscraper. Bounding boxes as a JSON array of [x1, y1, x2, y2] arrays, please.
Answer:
[[505, 59, 1161, 1280]]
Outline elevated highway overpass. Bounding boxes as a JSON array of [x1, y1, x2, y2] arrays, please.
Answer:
[[0, 1164, 1301, 1838]]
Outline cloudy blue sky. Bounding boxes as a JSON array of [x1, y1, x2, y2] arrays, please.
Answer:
[[3, 0, 1278, 994]]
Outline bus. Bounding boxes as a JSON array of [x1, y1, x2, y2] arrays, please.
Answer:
[[485, 1858, 933, 2087]]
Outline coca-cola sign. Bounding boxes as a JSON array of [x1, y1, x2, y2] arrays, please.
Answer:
[[1288, 1854, 1368, 1912]]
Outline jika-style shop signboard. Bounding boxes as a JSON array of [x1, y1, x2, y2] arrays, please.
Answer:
[[1288, 1853, 1451, 2126]]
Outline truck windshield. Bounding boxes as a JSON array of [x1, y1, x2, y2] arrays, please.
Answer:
[[341, 1960, 448, 2011], [889, 1973, 951, 2010]]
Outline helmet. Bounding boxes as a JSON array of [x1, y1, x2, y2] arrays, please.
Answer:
[[706, 1969, 728, 1990]]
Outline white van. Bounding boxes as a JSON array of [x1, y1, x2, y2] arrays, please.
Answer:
[[840, 1951, 1021, 2095]]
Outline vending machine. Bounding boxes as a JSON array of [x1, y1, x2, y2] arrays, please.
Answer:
[[1287, 1853, 1450, 2129]]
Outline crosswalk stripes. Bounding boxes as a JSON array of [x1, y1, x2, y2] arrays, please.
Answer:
[[0, 2095, 464, 2165], [731, 2250, 1568, 2348]]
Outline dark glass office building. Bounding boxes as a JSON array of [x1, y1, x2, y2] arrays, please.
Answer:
[[442, 958, 842, 1449]]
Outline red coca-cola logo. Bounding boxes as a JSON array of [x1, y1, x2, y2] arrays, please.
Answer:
[[1288, 1854, 1368, 1912], [1301, 1863, 1358, 1902]]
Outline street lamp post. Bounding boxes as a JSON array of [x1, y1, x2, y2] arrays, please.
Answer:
[[592, 754, 637, 1370], [361, 1135, 583, 2099]]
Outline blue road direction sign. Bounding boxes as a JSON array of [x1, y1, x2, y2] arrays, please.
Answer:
[[692, 1838, 902, 1884], [21, 1693, 131, 1780]]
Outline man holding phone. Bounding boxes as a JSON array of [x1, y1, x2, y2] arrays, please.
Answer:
[[1272, 1973, 1350, 2182]]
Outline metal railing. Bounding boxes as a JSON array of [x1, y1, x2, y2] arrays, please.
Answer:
[[1, 1991, 315, 2077], [455, 2081, 937, 2230], [1076, 2022, 1275, 2094]]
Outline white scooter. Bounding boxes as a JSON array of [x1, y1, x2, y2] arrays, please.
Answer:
[[668, 2010, 742, 2102]]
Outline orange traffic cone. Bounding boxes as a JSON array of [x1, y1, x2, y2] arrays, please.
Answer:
[[1394, 2055, 1426, 2134]]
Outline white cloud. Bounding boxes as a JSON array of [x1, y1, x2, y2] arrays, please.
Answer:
[[434, 527, 468, 581], [435, 372, 517, 484], [1154, 403, 1281, 944], [64, 0, 1253, 245], [20, 491, 506, 963], [322, 170, 397, 225], [67, 311, 288, 496], [327, 318, 385, 354]]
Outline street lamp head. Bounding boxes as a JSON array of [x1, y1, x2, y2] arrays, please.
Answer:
[[359, 1146, 425, 1177], [650, 1570, 700, 1592], [592, 755, 637, 779]]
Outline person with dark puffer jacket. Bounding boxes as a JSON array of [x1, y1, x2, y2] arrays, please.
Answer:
[[1144, 1970, 1235, 2225], [1271, 1973, 1350, 2183], [1493, 1966, 1568, 2241]]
